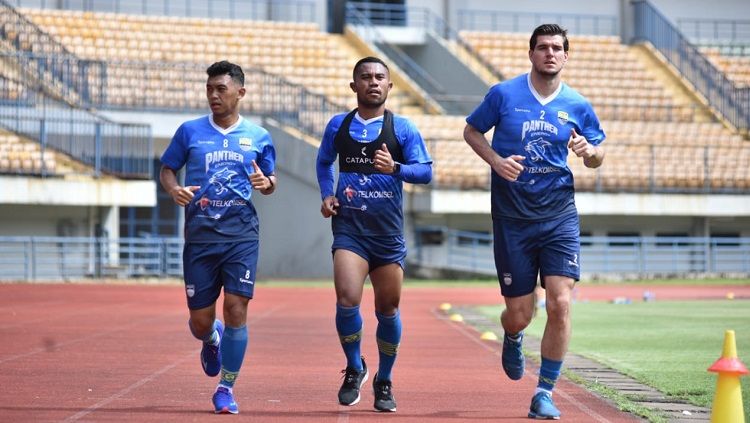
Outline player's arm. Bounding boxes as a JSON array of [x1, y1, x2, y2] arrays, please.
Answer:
[[463, 123, 525, 182], [374, 143, 432, 184], [159, 165, 199, 206], [250, 160, 275, 195], [375, 120, 432, 184], [568, 128, 605, 168], [317, 121, 339, 218]]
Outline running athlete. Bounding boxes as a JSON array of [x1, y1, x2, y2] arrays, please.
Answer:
[[159, 60, 276, 415], [463, 24, 605, 419], [316, 57, 432, 412]]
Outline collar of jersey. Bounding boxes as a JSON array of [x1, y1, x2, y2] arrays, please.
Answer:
[[526, 73, 562, 106], [209, 114, 244, 135], [354, 112, 384, 126]]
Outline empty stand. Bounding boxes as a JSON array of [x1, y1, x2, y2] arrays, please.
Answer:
[[19, 8, 424, 112], [0, 132, 58, 175], [14, 8, 750, 193], [700, 47, 750, 87], [458, 31, 697, 122]]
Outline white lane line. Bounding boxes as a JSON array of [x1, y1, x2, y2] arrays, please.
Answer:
[[431, 308, 614, 423], [62, 305, 285, 422]]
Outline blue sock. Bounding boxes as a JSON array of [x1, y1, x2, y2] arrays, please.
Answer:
[[375, 310, 402, 381], [189, 319, 219, 346], [336, 304, 363, 371], [537, 356, 563, 393], [218, 325, 248, 389]]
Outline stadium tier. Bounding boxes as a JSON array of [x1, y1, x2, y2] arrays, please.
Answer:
[[17, 7, 420, 113], [7, 6, 750, 193], [0, 132, 57, 175], [700, 47, 750, 87], [459, 31, 697, 122]]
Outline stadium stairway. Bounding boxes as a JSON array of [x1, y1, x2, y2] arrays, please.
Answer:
[[631, 43, 722, 125]]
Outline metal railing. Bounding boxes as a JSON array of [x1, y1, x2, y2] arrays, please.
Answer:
[[677, 18, 750, 44], [456, 9, 618, 36], [0, 0, 105, 105], [632, 0, 749, 132], [346, 2, 446, 107], [2, 233, 749, 280], [427, 139, 750, 194], [0, 236, 183, 280], [413, 228, 750, 276], [97, 60, 343, 141], [0, 71, 152, 178], [8, 0, 316, 22], [348, 2, 504, 86]]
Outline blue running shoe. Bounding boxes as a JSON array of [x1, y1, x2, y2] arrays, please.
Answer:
[[502, 332, 524, 380], [528, 391, 561, 419], [201, 320, 224, 377], [212, 386, 239, 414]]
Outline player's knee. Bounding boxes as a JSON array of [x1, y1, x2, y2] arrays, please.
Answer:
[[222, 297, 249, 326], [374, 303, 399, 315], [545, 295, 571, 322], [502, 308, 534, 332], [189, 317, 215, 338]]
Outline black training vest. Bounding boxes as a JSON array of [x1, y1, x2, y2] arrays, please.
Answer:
[[334, 109, 404, 174]]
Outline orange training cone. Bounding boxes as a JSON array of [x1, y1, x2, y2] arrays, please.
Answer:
[[707, 330, 748, 423]]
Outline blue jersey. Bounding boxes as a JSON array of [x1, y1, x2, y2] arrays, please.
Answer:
[[466, 73, 605, 221], [160, 115, 276, 242], [317, 111, 432, 236]]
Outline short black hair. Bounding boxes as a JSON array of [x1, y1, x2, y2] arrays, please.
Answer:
[[206, 60, 244, 86], [530, 24, 569, 52], [352, 56, 389, 80]]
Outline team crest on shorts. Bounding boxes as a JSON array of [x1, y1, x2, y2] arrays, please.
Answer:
[[186, 284, 195, 297], [503, 273, 512, 286], [557, 111, 569, 125]]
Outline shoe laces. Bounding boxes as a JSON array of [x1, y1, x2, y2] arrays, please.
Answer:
[[374, 379, 392, 397], [341, 367, 360, 386]]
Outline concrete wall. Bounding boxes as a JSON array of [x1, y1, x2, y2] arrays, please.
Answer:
[[254, 119, 335, 279], [0, 204, 109, 237], [399, 33, 488, 115]]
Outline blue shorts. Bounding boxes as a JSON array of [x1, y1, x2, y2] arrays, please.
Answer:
[[493, 212, 580, 298], [182, 240, 259, 309], [332, 233, 406, 271]]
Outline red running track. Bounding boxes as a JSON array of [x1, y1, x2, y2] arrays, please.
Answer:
[[2, 282, 744, 422]]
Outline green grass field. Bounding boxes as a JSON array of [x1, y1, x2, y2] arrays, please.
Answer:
[[477, 299, 750, 421]]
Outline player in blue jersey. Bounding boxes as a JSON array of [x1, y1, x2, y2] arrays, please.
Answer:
[[159, 61, 276, 415], [464, 24, 605, 420], [316, 57, 432, 412]]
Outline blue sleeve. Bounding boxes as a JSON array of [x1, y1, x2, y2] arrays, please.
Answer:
[[581, 102, 606, 146], [316, 118, 339, 199], [397, 162, 431, 184], [394, 118, 432, 184], [258, 131, 276, 175], [465, 84, 503, 133], [160, 124, 188, 170]]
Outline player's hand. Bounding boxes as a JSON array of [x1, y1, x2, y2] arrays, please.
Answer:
[[169, 185, 200, 206], [249, 160, 271, 191], [493, 155, 526, 182], [320, 195, 339, 218], [374, 143, 397, 174], [568, 128, 595, 159]]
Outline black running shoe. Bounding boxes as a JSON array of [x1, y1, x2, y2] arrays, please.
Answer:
[[372, 373, 397, 412], [338, 357, 368, 406]]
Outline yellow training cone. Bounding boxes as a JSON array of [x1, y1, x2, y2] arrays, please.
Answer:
[[707, 330, 748, 423], [480, 331, 498, 341], [439, 303, 452, 311], [449, 313, 463, 322]]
